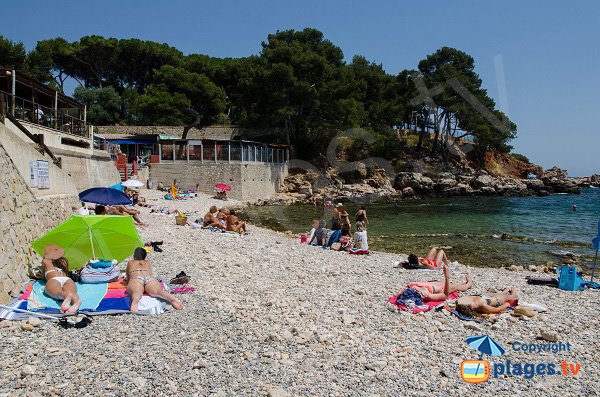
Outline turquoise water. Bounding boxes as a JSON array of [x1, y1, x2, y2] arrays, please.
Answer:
[[242, 188, 600, 267]]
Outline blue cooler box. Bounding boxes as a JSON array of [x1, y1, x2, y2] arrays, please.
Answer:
[[557, 266, 585, 291]]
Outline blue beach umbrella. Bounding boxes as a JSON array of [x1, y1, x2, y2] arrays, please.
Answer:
[[466, 335, 505, 357], [591, 220, 600, 282], [79, 187, 132, 206]]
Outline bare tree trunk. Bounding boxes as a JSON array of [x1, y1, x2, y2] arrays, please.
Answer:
[[416, 111, 425, 152], [181, 109, 202, 140], [431, 110, 442, 156]]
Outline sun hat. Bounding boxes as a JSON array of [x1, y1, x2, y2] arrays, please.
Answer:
[[336, 203, 344, 207], [43, 244, 64, 260]]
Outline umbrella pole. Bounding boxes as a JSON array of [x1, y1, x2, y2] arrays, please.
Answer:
[[89, 227, 96, 260], [591, 250, 598, 283], [0, 304, 62, 320]]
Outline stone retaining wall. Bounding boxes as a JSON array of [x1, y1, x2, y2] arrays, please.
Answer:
[[0, 142, 79, 303], [149, 162, 287, 201]]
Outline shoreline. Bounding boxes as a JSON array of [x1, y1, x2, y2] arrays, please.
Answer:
[[1, 190, 598, 396]]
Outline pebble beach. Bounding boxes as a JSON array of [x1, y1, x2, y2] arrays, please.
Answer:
[[1, 190, 599, 397]]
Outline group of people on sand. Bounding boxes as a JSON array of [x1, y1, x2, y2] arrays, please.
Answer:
[[306, 202, 369, 252], [305, 202, 520, 317], [397, 261, 520, 316], [201, 205, 247, 234], [41, 244, 182, 314]]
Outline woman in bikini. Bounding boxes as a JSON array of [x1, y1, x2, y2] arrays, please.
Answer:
[[125, 247, 182, 313], [404, 263, 518, 315], [455, 288, 519, 316], [402, 247, 449, 269], [41, 244, 81, 314], [406, 263, 473, 301]]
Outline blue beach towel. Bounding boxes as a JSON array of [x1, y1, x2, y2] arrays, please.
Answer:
[[28, 281, 108, 311]]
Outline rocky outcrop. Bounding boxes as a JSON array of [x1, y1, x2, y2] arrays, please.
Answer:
[[394, 172, 434, 194], [270, 162, 588, 205]]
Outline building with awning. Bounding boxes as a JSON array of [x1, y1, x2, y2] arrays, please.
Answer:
[[94, 130, 289, 200]]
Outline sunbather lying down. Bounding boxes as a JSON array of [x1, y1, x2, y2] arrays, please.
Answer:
[[402, 264, 519, 315], [455, 288, 519, 316], [125, 247, 182, 313]]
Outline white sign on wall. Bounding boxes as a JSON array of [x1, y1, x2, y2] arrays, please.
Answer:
[[29, 160, 38, 187], [37, 160, 49, 189]]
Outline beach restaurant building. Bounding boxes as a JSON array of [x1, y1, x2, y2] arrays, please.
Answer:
[[96, 129, 288, 201]]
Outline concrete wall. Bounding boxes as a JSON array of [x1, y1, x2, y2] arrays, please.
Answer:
[[0, 140, 79, 303], [2, 119, 120, 191], [58, 152, 121, 191], [148, 162, 287, 201], [15, 120, 94, 156], [0, 120, 78, 197]]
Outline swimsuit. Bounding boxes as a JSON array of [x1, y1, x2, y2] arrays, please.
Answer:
[[419, 258, 439, 267], [407, 281, 443, 294], [45, 268, 71, 287], [48, 276, 70, 287], [133, 276, 155, 285]]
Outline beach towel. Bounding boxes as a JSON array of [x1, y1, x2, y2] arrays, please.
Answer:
[[388, 290, 459, 314], [0, 278, 167, 320], [450, 309, 484, 323], [27, 281, 108, 311], [349, 248, 369, 255]]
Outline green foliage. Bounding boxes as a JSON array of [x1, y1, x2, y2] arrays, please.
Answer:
[[511, 153, 530, 164], [135, 65, 225, 130], [73, 86, 122, 125], [15, 30, 520, 165], [0, 36, 26, 69]]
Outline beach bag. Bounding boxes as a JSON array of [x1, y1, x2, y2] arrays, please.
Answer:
[[80, 259, 120, 283], [557, 266, 585, 291], [175, 214, 188, 226]]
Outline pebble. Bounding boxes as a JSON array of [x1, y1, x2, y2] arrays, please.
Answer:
[[0, 189, 595, 395], [540, 330, 559, 342], [193, 359, 209, 369], [27, 317, 43, 327], [20, 365, 35, 377], [20, 323, 34, 331]]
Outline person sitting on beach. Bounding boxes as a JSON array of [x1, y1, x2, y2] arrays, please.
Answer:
[[355, 206, 368, 226], [203, 206, 225, 229], [401, 247, 449, 269], [455, 288, 519, 316], [126, 247, 182, 313], [225, 210, 247, 234], [353, 221, 369, 250], [77, 202, 90, 215], [340, 210, 351, 236], [41, 244, 81, 314], [309, 220, 328, 246], [307, 219, 319, 243]]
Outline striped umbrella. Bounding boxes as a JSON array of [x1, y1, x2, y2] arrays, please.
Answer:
[[466, 335, 505, 357]]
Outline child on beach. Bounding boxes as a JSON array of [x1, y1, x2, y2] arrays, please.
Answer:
[[125, 247, 183, 313], [353, 221, 368, 250]]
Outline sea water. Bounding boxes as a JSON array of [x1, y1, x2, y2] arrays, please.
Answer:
[[242, 188, 600, 267]]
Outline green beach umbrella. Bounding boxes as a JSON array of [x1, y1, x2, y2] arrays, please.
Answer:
[[32, 215, 143, 270]]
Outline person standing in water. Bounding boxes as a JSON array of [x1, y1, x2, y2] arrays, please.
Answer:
[[355, 206, 369, 226]]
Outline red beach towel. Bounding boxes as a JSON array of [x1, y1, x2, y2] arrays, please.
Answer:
[[388, 290, 459, 314]]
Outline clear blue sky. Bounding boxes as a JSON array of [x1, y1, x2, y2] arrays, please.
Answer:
[[2, 1, 598, 175]]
